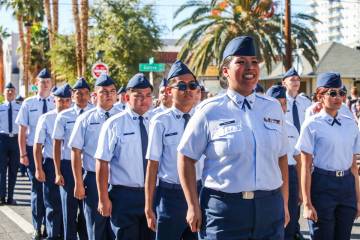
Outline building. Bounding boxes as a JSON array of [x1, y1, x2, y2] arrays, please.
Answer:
[[3, 32, 22, 93], [309, 0, 360, 47]]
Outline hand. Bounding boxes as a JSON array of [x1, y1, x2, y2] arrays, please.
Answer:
[[284, 204, 290, 227], [55, 173, 65, 186], [74, 182, 86, 200], [186, 206, 202, 232], [303, 203, 318, 222], [20, 155, 29, 166], [145, 208, 157, 232], [98, 198, 112, 217], [35, 168, 46, 182]]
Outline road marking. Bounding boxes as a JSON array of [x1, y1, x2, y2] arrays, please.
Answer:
[[0, 206, 33, 234]]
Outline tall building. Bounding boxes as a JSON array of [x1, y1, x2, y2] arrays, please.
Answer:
[[3, 32, 22, 92], [309, 0, 360, 47]]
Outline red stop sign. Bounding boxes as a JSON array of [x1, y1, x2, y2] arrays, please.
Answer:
[[91, 62, 109, 78]]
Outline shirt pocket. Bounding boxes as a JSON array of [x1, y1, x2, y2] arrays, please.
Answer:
[[120, 132, 137, 144], [263, 122, 282, 153], [163, 132, 179, 145], [211, 125, 246, 156], [29, 109, 40, 126]]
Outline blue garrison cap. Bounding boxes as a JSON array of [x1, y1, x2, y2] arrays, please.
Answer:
[[51, 86, 58, 93], [126, 73, 153, 90], [15, 95, 24, 102], [167, 60, 195, 81], [159, 78, 168, 89], [53, 84, 72, 98], [255, 83, 264, 93], [95, 74, 115, 87], [283, 67, 299, 80], [37, 68, 51, 79], [316, 72, 342, 88], [5, 82, 15, 89], [266, 85, 287, 99], [222, 36, 257, 61], [73, 77, 90, 90], [117, 85, 126, 94], [342, 85, 347, 92]]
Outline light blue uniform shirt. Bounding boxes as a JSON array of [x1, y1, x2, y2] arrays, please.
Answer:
[[68, 106, 121, 172], [305, 103, 355, 120], [0, 100, 21, 135], [296, 110, 360, 171], [15, 95, 55, 146], [286, 121, 300, 166], [151, 104, 169, 116], [286, 93, 312, 127], [52, 104, 92, 160], [178, 89, 288, 193], [146, 107, 201, 184], [114, 102, 126, 111], [94, 108, 151, 187], [34, 109, 58, 159]]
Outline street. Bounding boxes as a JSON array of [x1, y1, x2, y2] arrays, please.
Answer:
[[0, 173, 360, 239]]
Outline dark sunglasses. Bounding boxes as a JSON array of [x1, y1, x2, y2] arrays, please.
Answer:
[[171, 81, 199, 91], [325, 90, 346, 97]]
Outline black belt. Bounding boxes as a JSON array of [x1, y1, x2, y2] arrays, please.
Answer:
[[84, 171, 95, 175], [111, 184, 144, 191], [204, 187, 280, 200], [0, 133, 18, 138], [313, 167, 351, 177], [159, 180, 201, 190]]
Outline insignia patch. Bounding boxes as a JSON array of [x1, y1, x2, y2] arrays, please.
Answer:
[[123, 132, 135, 136], [165, 132, 178, 137]]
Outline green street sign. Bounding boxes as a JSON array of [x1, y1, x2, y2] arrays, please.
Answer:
[[139, 63, 165, 72]]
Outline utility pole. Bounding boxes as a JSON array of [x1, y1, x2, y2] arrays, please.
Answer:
[[285, 0, 292, 71]]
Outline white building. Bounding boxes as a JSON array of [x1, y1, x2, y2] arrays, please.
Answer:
[[3, 32, 22, 93], [309, 0, 360, 47]]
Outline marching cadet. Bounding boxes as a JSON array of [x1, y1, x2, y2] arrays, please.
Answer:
[[296, 72, 360, 240], [16, 95, 26, 177], [114, 85, 127, 111], [16, 68, 54, 239], [177, 36, 289, 239], [152, 78, 172, 114], [266, 85, 302, 240], [34, 84, 72, 240], [95, 73, 154, 240], [145, 60, 201, 240], [0, 82, 21, 205], [52, 77, 92, 240], [69, 74, 120, 240]]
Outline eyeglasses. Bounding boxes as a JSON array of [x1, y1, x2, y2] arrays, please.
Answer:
[[99, 90, 117, 95], [171, 81, 199, 91], [325, 90, 346, 98]]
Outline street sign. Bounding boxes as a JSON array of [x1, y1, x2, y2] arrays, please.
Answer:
[[139, 63, 165, 72], [91, 62, 109, 78]]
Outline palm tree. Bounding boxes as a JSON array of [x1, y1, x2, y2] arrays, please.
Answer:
[[80, 0, 89, 76], [0, 26, 10, 93], [173, 0, 319, 75], [72, 0, 82, 77]]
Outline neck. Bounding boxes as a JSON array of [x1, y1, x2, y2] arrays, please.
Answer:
[[76, 102, 87, 109], [324, 107, 338, 118], [230, 87, 253, 97], [163, 102, 172, 108], [174, 103, 192, 113], [38, 92, 49, 99], [287, 90, 298, 98], [98, 103, 113, 111]]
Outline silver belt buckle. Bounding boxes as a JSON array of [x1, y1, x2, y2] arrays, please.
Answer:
[[336, 171, 344, 177], [242, 191, 254, 200], [8, 133, 14, 137]]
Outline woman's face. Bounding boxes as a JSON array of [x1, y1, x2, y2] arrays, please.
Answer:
[[321, 88, 345, 111], [222, 56, 259, 96]]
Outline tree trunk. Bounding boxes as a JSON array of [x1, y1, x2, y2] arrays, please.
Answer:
[[0, 38, 5, 94], [52, 0, 59, 33], [80, 0, 89, 76], [17, 15, 28, 97], [25, 24, 32, 93], [284, 0, 292, 71], [44, 0, 53, 47], [72, 0, 82, 77]]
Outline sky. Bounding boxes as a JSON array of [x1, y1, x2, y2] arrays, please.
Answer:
[[0, 0, 310, 39]]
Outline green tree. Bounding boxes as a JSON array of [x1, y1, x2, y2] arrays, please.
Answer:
[[173, 0, 319, 75], [0, 26, 10, 93]]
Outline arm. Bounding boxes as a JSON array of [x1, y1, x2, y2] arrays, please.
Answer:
[[279, 154, 290, 227], [34, 143, 45, 182], [301, 151, 318, 222], [18, 125, 29, 166], [351, 155, 360, 217], [178, 154, 201, 232], [53, 139, 64, 186], [144, 160, 159, 231], [96, 159, 111, 217], [72, 148, 85, 199], [294, 154, 302, 204]]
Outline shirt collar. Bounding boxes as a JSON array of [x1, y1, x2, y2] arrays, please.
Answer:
[[73, 104, 91, 115], [227, 89, 256, 109], [318, 109, 342, 126], [126, 107, 150, 121], [4, 100, 15, 105], [170, 106, 195, 120], [37, 95, 52, 101], [286, 92, 297, 103], [96, 105, 117, 118]]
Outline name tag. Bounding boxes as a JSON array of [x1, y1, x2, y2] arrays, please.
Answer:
[[0, 110, 5, 112], [90, 122, 100, 125], [66, 121, 75, 124], [165, 132, 178, 137], [30, 109, 38, 112], [214, 124, 242, 138], [123, 132, 135, 136], [288, 136, 296, 139], [264, 117, 280, 124], [219, 120, 235, 126]]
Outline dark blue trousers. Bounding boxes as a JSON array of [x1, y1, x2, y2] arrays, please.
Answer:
[[109, 185, 155, 240], [156, 181, 199, 240], [43, 158, 63, 239], [83, 171, 113, 240], [26, 145, 45, 231], [60, 160, 88, 240], [285, 165, 299, 240], [0, 134, 19, 200], [308, 171, 357, 240], [199, 187, 284, 240]]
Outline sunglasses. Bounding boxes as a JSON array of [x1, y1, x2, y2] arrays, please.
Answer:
[[171, 81, 199, 91], [325, 90, 346, 98]]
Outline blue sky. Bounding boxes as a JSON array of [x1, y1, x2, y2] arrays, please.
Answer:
[[0, 0, 309, 39]]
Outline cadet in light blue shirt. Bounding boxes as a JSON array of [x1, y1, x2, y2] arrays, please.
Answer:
[[114, 85, 126, 111], [152, 78, 172, 115], [33, 84, 72, 239], [52, 79, 91, 240], [145, 60, 201, 240], [177, 36, 289, 240], [69, 74, 119, 240], [297, 72, 360, 240], [15, 68, 54, 239], [0, 82, 21, 205], [95, 73, 154, 240]]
